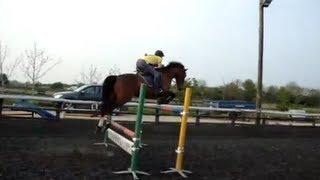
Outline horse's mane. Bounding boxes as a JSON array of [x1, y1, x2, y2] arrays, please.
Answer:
[[161, 61, 185, 70]]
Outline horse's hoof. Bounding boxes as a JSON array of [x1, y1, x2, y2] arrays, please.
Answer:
[[98, 123, 110, 134], [102, 123, 111, 132], [105, 122, 112, 129]]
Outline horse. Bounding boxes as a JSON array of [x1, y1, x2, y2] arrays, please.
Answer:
[[96, 61, 187, 133]]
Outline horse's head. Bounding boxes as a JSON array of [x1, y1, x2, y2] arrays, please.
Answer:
[[160, 62, 187, 91]]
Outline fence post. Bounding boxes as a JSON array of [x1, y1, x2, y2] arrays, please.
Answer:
[[155, 108, 160, 125], [262, 117, 266, 126], [0, 98, 3, 115], [312, 118, 316, 127], [56, 102, 62, 120], [195, 109, 200, 126], [231, 117, 235, 126], [229, 112, 237, 126]]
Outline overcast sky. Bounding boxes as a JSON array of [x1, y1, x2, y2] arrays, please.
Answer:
[[0, 0, 319, 88]]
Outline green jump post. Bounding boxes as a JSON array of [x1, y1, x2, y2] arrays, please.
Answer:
[[131, 83, 146, 171], [113, 83, 150, 179]]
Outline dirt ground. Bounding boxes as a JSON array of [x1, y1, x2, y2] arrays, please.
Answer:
[[1, 117, 320, 180]]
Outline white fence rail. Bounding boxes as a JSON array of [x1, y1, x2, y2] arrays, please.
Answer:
[[1, 94, 319, 120]]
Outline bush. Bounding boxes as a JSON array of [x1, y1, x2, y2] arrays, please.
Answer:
[[50, 82, 64, 91], [276, 103, 289, 111]]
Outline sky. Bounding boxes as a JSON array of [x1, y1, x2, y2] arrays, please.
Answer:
[[0, 0, 319, 88]]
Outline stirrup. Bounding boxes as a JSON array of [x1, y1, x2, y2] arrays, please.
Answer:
[[154, 88, 164, 95]]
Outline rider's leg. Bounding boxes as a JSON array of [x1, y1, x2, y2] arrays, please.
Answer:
[[136, 60, 162, 93], [136, 59, 146, 71], [153, 71, 163, 91], [138, 61, 154, 75]]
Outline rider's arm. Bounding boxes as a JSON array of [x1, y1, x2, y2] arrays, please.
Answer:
[[157, 63, 164, 68], [156, 57, 164, 68]]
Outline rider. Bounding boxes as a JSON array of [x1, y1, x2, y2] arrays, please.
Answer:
[[136, 50, 164, 94]]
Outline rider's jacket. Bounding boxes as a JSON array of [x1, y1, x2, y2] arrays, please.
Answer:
[[141, 55, 162, 66]]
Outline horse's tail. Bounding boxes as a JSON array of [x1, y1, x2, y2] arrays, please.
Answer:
[[101, 75, 117, 114]]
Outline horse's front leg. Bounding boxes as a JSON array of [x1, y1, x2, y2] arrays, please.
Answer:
[[157, 91, 176, 104], [166, 91, 176, 102]]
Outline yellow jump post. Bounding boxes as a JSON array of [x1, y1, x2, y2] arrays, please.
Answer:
[[161, 87, 192, 178]]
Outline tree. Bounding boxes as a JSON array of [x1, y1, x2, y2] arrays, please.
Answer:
[[242, 79, 256, 102], [0, 41, 8, 88], [182, 78, 207, 100], [0, 42, 22, 88], [21, 42, 61, 94], [206, 87, 223, 100], [304, 89, 320, 107], [108, 65, 121, 75], [286, 82, 303, 95], [0, 73, 9, 86], [77, 64, 102, 84], [5, 56, 22, 80], [223, 80, 243, 100], [188, 78, 206, 87], [264, 86, 278, 103], [276, 86, 293, 110], [285, 82, 303, 104]]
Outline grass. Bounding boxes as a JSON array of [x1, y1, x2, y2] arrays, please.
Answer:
[[125, 107, 177, 116], [262, 103, 320, 114], [262, 103, 277, 110], [302, 107, 320, 114]]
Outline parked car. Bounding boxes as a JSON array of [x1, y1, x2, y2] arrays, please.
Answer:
[[53, 84, 102, 101], [53, 84, 102, 110], [208, 100, 256, 109], [53, 84, 120, 115], [204, 100, 256, 119]]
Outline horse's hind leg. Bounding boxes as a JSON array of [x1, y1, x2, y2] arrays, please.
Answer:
[[95, 104, 114, 134], [95, 104, 110, 134], [95, 113, 105, 134], [101, 114, 112, 132]]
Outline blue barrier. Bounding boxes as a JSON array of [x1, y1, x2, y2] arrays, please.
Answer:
[[12, 100, 56, 120]]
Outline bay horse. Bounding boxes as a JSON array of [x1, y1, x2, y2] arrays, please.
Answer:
[[96, 61, 187, 133]]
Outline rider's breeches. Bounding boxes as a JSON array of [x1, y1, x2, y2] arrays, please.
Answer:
[[136, 59, 162, 90]]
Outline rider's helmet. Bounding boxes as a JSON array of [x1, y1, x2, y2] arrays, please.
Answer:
[[155, 50, 164, 57]]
